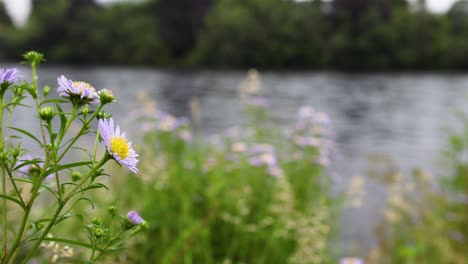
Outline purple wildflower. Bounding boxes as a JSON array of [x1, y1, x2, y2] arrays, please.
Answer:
[[127, 210, 144, 225], [99, 118, 139, 174], [289, 105, 335, 167], [246, 96, 269, 109], [340, 257, 365, 264], [57, 75, 98, 103], [0, 68, 20, 85]]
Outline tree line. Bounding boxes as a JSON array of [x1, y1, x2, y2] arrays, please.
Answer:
[[1, 0, 468, 70]]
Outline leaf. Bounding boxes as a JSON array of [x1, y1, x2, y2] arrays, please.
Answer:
[[40, 99, 69, 106], [56, 213, 83, 224], [13, 158, 42, 171], [36, 237, 105, 252], [9, 127, 43, 146], [13, 178, 60, 201], [80, 183, 109, 193], [43, 161, 92, 175], [75, 197, 95, 210], [0, 194, 26, 209], [56, 103, 67, 137]]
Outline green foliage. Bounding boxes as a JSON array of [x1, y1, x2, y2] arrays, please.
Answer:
[[0, 52, 145, 263], [5, 0, 468, 69], [4, 2, 170, 65], [365, 111, 468, 263], [190, 0, 328, 68], [95, 91, 338, 263]]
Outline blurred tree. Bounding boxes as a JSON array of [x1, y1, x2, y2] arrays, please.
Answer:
[[0, 1, 11, 26], [190, 0, 328, 68], [448, 0, 468, 17], [0, 1, 12, 59], [156, 0, 213, 58], [61, 2, 170, 65]]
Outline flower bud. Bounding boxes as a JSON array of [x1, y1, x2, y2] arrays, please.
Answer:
[[0, 148, 9, 162], [39, 106, 54, 122], [22, 51, 44, 66], [98, 89, 116, 105], [94, 228, 105, 238], [11, 145, 21, 158], [125, 210, 145, 229], [91, 217, 102, 225], [96, 111, 111, 120], [81, 105, 89, 115], [43, 85, 51, 97], [71, 171, 82, 182], [107, 205, 117, 216]]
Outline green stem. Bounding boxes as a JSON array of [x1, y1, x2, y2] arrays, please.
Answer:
[[0, 91, 6, 258], [4, 163, 25, 207], [89, 241, 97, 262], [92, 229, 124, 263], [1, 166, 6, 258], [57, 104, 103, 163], [2, 179, 42, 264], [31, 66, 49, 159], [20, 155, 109, 264]]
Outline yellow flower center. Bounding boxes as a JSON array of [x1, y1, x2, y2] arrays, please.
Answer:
[[74, 82, 92, 93], [110, 137, 129, 159]]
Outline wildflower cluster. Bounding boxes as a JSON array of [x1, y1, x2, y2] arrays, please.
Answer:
[[0, 52, 144, 264], [105, 69, 337, 263], [142, 110, 192, 142], [287, 106, 334, 166]]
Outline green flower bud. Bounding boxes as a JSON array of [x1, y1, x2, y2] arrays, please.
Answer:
[[22, 51, 45, 66], [0, 148, 9, 162], [81, 105, 89, 115], [43, 86, 51, 97], [39, 106, 54, 122], [98, 89, 116, 105], [71, 171, 82, 182], [107, 205, 117, 216], [96, 111, 111, 120], [11, 145, 21, 158], [91, 217, 102, 225], [94, 228, 105, 238]]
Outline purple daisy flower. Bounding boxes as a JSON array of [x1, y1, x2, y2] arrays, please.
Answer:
[[57, 75, 98, 103], [127, 210, 144, 225], [98, 118, 139, 174], [0, 68, 20, 84]]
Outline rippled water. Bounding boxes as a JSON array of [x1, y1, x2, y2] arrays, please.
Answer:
[[5, 64, 468, 254]]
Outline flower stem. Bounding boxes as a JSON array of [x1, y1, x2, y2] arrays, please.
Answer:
[[57, 104, 103, 163], [0, 91, 7, 258], [19, 155, 109, 264]]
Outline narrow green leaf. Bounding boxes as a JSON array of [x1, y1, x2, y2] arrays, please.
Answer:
[[40, 99, 69, 106], [80, 183, 109, 193], [56, 103, 66, 137], [35, 237, 105, 252], [43, 161, 92, 175], [0, 194, 26, 209], [76, 197, 95, 210], [9, 127, 43, 146]]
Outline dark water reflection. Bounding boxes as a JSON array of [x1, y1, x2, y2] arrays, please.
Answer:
[[4, 64, 468, 255]]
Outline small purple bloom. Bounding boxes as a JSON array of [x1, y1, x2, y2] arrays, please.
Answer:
[[246, 96, 269, 108], [340, 257, 364, 264], [99, 118, 139, 174], [127, 210, 144, 225], [57, 75, 98, 103], [0, 68, 20, 84]]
